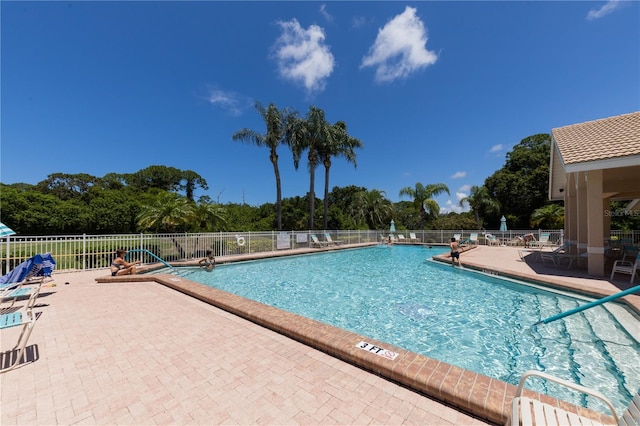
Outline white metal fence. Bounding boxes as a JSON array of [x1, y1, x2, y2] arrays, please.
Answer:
[[2, 229, 638, 274]]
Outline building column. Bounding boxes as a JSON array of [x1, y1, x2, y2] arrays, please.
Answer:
[[564, 172, 577, 244], [576, 172, 588, 256], [586, 170, 604, 276]]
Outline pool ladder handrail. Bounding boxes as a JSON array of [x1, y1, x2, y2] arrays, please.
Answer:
[[126, 249, 177, 274]]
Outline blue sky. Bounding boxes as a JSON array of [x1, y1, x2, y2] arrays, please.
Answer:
[[2, 1, 638, 213]]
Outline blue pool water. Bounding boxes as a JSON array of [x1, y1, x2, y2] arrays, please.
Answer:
[[175, 245, 640, 413]]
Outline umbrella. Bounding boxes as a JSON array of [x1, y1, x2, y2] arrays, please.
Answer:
[[390, 220, 396, 233], [0, 222, 16, 238], [1, 222, 16, 275], [500, 216, 507, 232]]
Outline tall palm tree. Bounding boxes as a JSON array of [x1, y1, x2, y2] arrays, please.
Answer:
[[458, 185, 500, 228], [350, 189, 394, 229], [399, 182, 450, 230], [289, 106, 332, 230], [232, 102, 296, 230], [318, 120, 363, 229]]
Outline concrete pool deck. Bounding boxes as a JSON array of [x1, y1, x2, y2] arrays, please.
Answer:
[[2, 244, 637, 425]]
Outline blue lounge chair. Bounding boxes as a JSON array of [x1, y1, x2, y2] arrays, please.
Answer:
[[1, 308, 37, 373]]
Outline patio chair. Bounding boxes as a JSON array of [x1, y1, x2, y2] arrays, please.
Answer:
[[539, 241, 578, 268], [324, 233, 343, 245], [610, 252, 640, 284], [0, 253, 56, 288], [0, 308, 37, 373], [461, 233, 478, 246], [528, 233, 555, 249], [508, 370, 639, 426], [310, 234, 330, 248], [1, 283, 42, 314], [409, 232, 419, 242], [397, 234, 407, 243], [485, 234, 499, 246], [453, 233, 461, 242]]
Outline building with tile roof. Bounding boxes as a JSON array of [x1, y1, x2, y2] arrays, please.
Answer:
[[549, 111, 640, 276]]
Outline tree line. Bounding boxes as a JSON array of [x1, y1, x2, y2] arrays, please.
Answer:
[[3, 102, 637, 235]]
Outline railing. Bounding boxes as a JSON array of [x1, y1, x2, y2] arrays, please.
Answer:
[[2, 229, 638, 274]]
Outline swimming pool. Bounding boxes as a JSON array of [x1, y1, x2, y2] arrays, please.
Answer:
[[175, 245, 640, 413]]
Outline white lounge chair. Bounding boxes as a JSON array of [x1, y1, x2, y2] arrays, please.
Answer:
[[310, 234, 330, 248], [486, 234, 499, 246], [409, 232, 419, 242], [508, 370, 640, 426], [397, 234, 407, 243], [610, 252, 640, 284], [529, 233, 554, 249], [324, 233, 343, 245]]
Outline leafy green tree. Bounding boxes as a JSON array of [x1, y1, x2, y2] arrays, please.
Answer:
[[431, 211, 478, 230], [530, 203, 564, 229], [35, 173, 99, 201], [125, 165, 185, 193], [289, 106, 332, 230], [350, 189, 394, 229], [458, 185, 500, 228], [484, 134, 551, 228], [232, 102, 297, 231], [86, 189, 141, 233], [137, 192, 195, 232], [317, 121, 363, 229], [399, 182, 450, 229], [181, 170, 209, 202]]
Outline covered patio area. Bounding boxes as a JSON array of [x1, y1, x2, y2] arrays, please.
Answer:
[[549, 111, 640, 276]]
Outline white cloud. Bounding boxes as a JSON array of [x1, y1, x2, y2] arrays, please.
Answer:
[[272, 19, 335, 94], [360, 6, 437, 83], [451, 171, 466, 179], [458, 184, 471, 193], [489, 144, 504, 153], [207, 87, 251, 116], [319, 4, 333, 23], [442, 199, 464, 214], [587, 1, 621, 20], [455, 192, 467, 202], [351, 16, 367, 29]]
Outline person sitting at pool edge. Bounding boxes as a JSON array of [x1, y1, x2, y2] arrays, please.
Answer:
[[110, 249, 141, 276], [450, 237, 461, 267], [199, 249, 216, 271]]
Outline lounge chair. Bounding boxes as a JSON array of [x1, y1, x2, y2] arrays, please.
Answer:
[[0, 253, 56, 288], [508, 370, 639, 426], [1, 283, 42, 314], [324, 233, 343, 245], [310, 234, 330, 248], [485, 234, 499, 246], [409, 232, 419, 242], [528, 233, 555, 249], [538, 241, 578, 267], [397, 234, 407, 243], [453, 233, 461, 242], [610, 252, 640, 284], [461, 233, 478, 246], [0, 308, 37, 373]]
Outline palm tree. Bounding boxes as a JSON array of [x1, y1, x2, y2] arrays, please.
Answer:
[[530, 204, 565, 229], [458, 185, 500, 228], [318, 120, 363, 229], [350, 189, 394, 229], [399, 182, 450, 230], [137, 192, 195, 232], [232, 102, 296, 230], [192, 200, 227, 231], [289, 106, 332, 230]]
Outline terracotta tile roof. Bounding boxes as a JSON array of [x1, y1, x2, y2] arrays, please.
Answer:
[[552, 111, 640, 165]]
